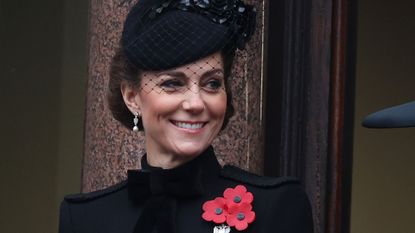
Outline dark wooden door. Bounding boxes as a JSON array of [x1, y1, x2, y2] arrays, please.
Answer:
[[263, 1, 356, 233]]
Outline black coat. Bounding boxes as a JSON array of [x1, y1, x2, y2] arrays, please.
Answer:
[[59, 147, 313, 233]]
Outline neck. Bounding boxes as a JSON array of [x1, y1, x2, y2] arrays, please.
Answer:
[[145, 152, 193, 169], [145, 142, 202, 169]]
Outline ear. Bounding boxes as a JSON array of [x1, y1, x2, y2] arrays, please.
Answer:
[[121, 80, 141, 115]]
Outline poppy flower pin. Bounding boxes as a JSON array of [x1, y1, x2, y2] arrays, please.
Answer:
[[202, 185, 256, 232]]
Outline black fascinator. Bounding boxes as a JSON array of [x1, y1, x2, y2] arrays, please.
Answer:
[[121, 0, 256, 70]]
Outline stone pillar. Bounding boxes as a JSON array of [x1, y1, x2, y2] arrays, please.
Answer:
[[82, 0, 265, 192]]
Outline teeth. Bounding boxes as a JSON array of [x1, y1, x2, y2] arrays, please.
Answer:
[[174, 121, 204, 129]]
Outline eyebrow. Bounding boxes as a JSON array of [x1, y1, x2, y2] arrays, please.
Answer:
[[156, 68, 224, 80]]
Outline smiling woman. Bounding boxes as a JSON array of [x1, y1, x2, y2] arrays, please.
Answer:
[[121, 52, 228, 168], [108, 48, 236, 134], [58, 0, 314, 233]]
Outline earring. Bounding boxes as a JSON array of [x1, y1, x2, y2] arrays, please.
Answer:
[[133, 112, 140, 132]]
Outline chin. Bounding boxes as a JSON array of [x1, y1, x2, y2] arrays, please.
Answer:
[[172, 143, 209, 158]]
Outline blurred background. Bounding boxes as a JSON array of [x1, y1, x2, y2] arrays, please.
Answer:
[[0, 0, 414, 232], [1, 0, 87, 232]]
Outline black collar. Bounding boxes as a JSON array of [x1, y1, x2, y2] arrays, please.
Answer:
[[127, 146, 221, 202]]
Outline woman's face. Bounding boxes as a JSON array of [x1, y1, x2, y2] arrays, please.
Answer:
[[123, 52, 227, 168]]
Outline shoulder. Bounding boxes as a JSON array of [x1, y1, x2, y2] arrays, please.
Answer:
[[63, 180, 128, 203], [218, 166, 313, 233], [59, 180, 138, 232], [220, 165, 300, 188]]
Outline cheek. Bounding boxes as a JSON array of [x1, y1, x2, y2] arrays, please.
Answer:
[[207, 94, 227, 119], [139, 94, 182, 119]]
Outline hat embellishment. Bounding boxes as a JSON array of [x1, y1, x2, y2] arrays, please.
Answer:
[[202, 185, 256, 231], [144, 0, 256, 49]]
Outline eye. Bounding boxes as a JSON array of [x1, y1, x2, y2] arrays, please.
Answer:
[[203, 78, 223, 92], [159, 78, 185, 92]]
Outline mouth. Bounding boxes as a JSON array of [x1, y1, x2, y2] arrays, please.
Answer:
[[170, 120, 207, 130]]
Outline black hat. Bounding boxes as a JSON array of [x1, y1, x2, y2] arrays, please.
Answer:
[[121, 0, 256, 71], [362, 101, 415, 128]]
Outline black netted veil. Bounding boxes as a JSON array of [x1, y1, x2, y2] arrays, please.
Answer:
[[109, 0, 256, 131]]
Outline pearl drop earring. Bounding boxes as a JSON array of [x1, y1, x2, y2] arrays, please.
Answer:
[[133, 112, 139, 132]]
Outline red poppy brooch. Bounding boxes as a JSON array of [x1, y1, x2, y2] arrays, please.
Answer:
[[202, 185, 256, 232]]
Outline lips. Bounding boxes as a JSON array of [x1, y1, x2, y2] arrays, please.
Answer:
[[171, 120, 206, 130]]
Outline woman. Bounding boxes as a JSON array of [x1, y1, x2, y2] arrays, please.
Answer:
[[59, 0, 314, 233]]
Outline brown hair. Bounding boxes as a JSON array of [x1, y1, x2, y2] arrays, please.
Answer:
[[107, 47, 235, 131]]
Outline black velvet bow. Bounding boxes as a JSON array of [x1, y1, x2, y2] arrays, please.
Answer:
[[127, 146, 220, 233], [131, 195, 178, 233]]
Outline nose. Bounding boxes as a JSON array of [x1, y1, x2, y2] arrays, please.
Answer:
[[182, 90, 205, 114]]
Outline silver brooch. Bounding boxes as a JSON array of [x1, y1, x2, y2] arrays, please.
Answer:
[[214, 224, 231, 233]]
